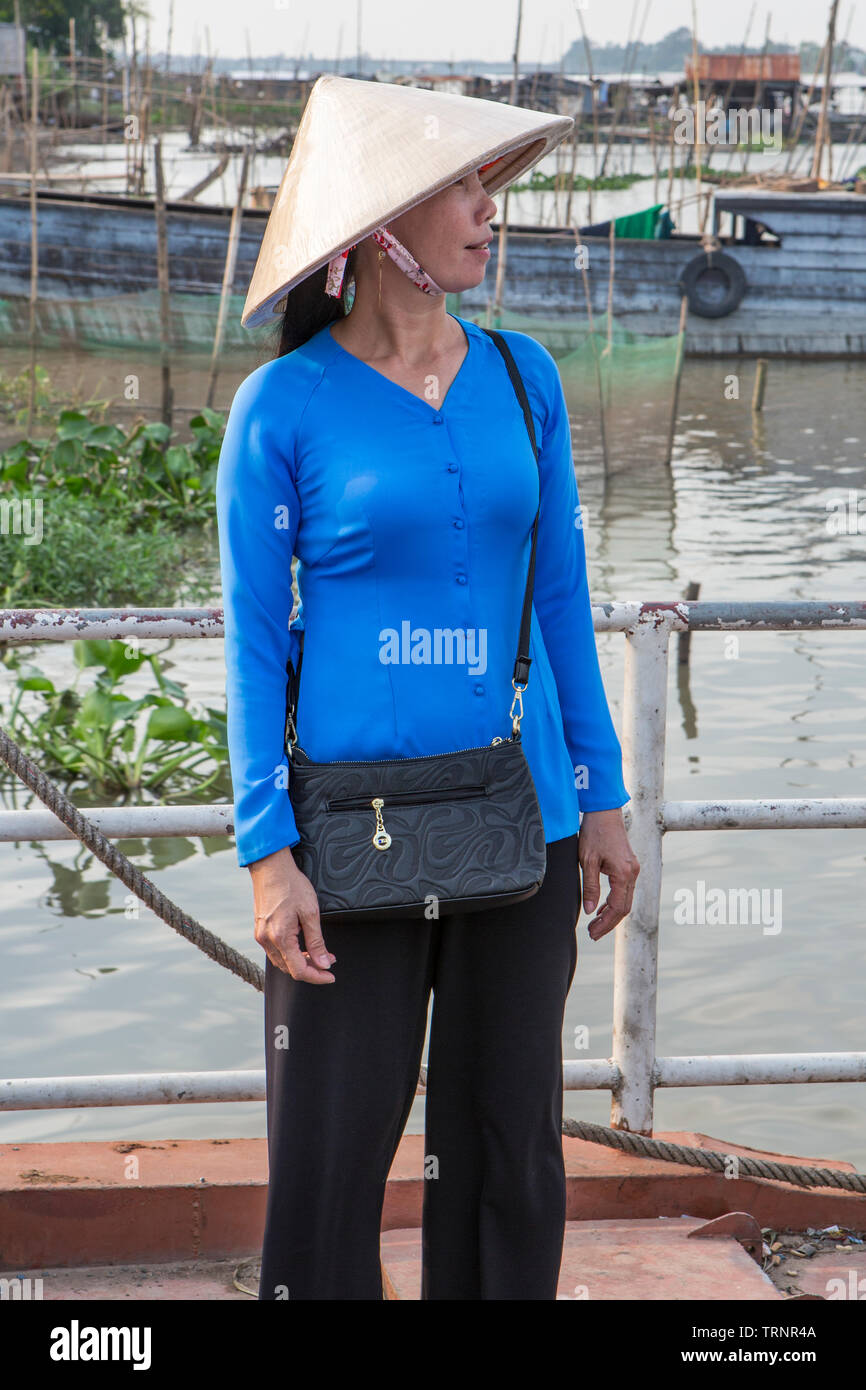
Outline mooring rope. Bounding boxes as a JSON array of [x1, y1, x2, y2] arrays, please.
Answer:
[[2, 721, 865, 1198], [560, 1118, 866, 1195], [0, 724, 264, 992]]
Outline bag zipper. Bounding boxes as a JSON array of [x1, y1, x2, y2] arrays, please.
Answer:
[[327, 784, 489, 812], [290, 734, 516, 767]]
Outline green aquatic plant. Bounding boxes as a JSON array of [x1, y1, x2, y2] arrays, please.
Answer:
[[1, 405, 225, 527], [1, 639, 229, 798]]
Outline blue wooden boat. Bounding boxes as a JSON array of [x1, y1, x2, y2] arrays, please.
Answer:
[[1, 185, 864, 357]]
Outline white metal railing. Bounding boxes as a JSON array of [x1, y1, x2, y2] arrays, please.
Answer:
[[1, 602, 865, 1134]]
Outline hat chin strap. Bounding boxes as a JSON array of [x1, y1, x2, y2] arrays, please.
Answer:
[[325, 226, 444, 299]]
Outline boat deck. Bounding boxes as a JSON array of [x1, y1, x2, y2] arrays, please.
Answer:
[[2, 1129, 863, 1300]]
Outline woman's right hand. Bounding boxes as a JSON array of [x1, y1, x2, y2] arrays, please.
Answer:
[[248, 846, 337, 983]]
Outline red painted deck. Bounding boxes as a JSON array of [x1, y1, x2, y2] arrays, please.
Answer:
[[1, 1129, 863, 1299]]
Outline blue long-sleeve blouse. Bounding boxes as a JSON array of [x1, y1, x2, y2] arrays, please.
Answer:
[[215, 313, 629, 868]]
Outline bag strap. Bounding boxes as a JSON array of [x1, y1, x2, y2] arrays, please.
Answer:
[[285, 325, 540, 748]]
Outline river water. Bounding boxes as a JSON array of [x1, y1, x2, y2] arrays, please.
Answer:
[[1, 143, 865, 1168]]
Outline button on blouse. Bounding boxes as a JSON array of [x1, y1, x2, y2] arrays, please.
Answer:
[[216, 314, 629, 868]]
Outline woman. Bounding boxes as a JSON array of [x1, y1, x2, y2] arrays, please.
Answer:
[[216, 76, 640, 1301]]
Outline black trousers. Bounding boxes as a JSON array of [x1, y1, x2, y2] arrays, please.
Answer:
[[258, 833, 581, 1301]]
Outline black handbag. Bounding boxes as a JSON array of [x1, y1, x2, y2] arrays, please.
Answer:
[[283, 327, 547, 923]]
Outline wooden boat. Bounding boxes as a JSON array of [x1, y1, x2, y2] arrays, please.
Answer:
[[0, 184, 864, 357], [460, 188, 866, 358]]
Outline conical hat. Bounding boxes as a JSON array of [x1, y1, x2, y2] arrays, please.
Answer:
[[242, 74, 573, 328]]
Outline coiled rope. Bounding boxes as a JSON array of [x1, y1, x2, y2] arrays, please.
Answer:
[[2, 722, 865, 1198]]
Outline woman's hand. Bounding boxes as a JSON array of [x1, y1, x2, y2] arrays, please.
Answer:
[[248, 846, 337, 983], [577, 808, 640, 942]]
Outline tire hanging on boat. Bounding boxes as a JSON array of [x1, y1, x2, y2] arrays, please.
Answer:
[[678, 250, 747, 319]]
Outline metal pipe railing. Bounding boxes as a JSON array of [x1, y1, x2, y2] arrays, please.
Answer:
[[0, 602, 862, 1132]]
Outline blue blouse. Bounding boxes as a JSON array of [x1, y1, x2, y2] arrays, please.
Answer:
[[215, 313, 629, 868]]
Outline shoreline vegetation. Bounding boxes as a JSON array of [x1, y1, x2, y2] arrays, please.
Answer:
[[0, 377, 228, 802]]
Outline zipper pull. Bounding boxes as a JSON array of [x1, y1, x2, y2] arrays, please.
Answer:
[[371, 797, 392, 850]]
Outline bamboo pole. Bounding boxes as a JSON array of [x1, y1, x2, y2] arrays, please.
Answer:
[[742, 13, 772, 179], [666, 83, 678, 213], [664, 295, 689, 467], [604, 219, 615, 360], [26, 44, 39, 437], [752, 358, 768, 412], [206, 145, 251, 409], [69, 17, 78, 129], [786, 40, 826, 171], [152, 135, 174, 429], [564, 113, 581, 227], [101, 21, 109, 141], [678, 581, 700, 666], [689, 2, 705, 232], [572, 229, 609, 475], [598, 0, 638, 179], [576, 8, 597, 223], [493, 0, 522, 323], [812, 1, 840, 180]]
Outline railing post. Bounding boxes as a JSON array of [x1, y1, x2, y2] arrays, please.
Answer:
[[610, 611, 673, 1133]]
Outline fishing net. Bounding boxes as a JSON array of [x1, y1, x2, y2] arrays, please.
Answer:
[[450, 299, 684, 471]]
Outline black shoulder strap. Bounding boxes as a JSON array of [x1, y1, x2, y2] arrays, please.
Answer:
[[482, 327, 539, 690], [285, 325, 541, 744]]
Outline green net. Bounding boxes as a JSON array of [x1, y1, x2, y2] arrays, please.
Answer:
[[450, 300, 684, 469]]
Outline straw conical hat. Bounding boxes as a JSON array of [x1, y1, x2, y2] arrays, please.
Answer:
[[242, 74, 573, 328]]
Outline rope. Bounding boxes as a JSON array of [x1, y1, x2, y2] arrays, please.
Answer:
[[2, 721, 865, 1197], [0, 724, 264, 992], [562, 1118, 866, 1195]]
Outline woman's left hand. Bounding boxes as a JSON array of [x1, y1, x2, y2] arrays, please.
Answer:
[[577, 808, 640, 941]]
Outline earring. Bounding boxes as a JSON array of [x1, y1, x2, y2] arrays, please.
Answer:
[[377, 247, 385, 309]]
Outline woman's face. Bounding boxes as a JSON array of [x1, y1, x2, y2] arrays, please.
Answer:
[[379, 169, 499, 293]]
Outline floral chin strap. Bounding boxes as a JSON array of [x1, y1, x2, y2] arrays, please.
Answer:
[[324, 157, 502, 300], [325, 226, 444, 299]]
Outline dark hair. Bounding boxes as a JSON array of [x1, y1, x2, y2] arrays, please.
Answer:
[[271, 247, 358, 358]]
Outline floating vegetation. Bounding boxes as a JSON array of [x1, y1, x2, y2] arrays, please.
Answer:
[[2, 640, 229, 798]]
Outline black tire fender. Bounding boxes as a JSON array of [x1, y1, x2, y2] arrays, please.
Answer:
[[678, 250, 747, 319]]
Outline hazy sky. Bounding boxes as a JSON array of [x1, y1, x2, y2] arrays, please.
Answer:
[[139, 0, 863, 66]]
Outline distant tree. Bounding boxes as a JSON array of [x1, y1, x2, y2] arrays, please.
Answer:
[[0, 0, 128, 58]]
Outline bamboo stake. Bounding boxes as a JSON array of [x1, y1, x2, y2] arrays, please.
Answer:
[[576, 8, 598, 223], [598, 0, 638, 178], [572, 229, 609, 474], [493, 0, 522, 323], [689, 2, 705, 232], [786, 40, 826, 171], [604, 218, 615, 361], [678, 581, 700, 666], [666, 83, 678, 213], [752, 358, 768, 412], [742, 12, 772, 179], [664, 295, 688, 467], [101, 20, 109, 141], [812, 0, 840, 180], [152, 135, 174, 429], [26, 44, 39, 437], [69, 17, 78, 129], [0, 86, 10, 177], [564, 113, 581, 227], [706, 1, 756, 174], [206, 145, 251, 409]]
